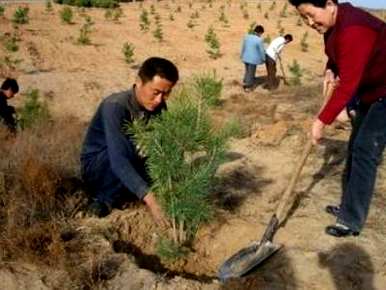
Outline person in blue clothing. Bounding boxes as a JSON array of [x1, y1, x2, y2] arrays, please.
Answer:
[[80, 57, 179, 227], [240, 25, 266, 92]]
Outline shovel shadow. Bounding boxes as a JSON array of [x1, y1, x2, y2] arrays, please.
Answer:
[[220, 249, 298, 290]]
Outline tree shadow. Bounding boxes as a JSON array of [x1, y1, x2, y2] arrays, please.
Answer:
[[212, 163, 273, 211], [318, 243, 375, 290], [220, 250, 298, 290]]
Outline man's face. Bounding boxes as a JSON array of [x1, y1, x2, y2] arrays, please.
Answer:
[[3, 89, 16, 99], [297, 0, 337, 34], [135, 75, 174, 111]]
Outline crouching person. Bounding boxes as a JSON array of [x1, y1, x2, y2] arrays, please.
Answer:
[[80, 57, 179, 227]]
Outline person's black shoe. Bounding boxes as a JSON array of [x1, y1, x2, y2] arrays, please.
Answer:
[[325, 224, 359, 238], [87, 200, 111, 218], [325, 205, 340, 217]]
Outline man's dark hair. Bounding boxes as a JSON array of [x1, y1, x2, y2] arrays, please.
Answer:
[[289, 0, 338, 8], [1, 78, 19, 93], [284, 34, 293, 42], [138, 57, 179, 85], [254, 25, 264, 34]]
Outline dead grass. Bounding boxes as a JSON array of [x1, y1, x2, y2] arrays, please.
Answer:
[[0, 118, 119, 289]]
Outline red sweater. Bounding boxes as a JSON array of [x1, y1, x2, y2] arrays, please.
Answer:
[[319, 3, 386, 125]]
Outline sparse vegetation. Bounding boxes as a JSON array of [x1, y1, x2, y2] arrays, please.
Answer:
[[12, 6, 29, 24], [139, 9, 150, 32], [105, 7, 123, 22], [280, 3, 288, 17], [205, 26, 221, 59], [122, 42, 135, 64], [18, 89, 50, 129], [60, 6, 73, 24], [152, 14, 163, 42], [270, 1, 276, 11], [288, 59, 303, 86], [248, 21, 257, 34], [192, 71, 223, 107], [186, 19, 195, 29], [3, 33, 20, 52], [301, 31, 309, 52], [46, 0, 53, 12], [77, 15, 94, 45], [219, 8, 229, 26], [0, 5, 4, 17], [264, 34, 271, 44]]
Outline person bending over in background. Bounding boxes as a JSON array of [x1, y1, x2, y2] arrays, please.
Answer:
[[265, 34, 293, 90], [240, 25, 266, 92], [289, 0, 386, 237], [0, 78, 19, 134], [80, 57, 179, 227]]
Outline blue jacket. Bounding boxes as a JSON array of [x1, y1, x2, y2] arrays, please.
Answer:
[[241, 34, 266, 65]]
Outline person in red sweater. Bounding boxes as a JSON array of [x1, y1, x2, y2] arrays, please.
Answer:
[[289, 0, 386, 237]]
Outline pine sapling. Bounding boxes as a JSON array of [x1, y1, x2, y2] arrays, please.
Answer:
[[45, 0, 53, 13], [192, 71, 223, 107], [288, 59, 303, 86], [60, 6, 73, 24], [152, 16, 163, 42], [139, 9, 150, 32], [122, 42, 135, 64], [205, 26, 221, 59], [77, 15, 93, 45], [248, 21, 257, 34], [270, 1, 276, 11], [300, 31, 309, 52], [264, 34, 271, 44], [12, 6, 29, 24], [125, 88, 229, 246], [280, 3, 288, 17]]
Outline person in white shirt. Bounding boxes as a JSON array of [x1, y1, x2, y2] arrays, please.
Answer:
[[265, 34, 293, 89]]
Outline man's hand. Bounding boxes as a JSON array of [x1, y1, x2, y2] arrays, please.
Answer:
[[143, 192, 169, 228], [311, 118, 326, 145]]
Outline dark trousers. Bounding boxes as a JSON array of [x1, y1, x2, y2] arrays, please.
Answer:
[[338, 97, 386, 232], [265, 55, 277, 89], [81, 150, 146, 207], [243, 63, 256, 88]]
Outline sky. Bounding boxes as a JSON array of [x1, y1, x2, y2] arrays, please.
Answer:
[[346, 0, 386, 9]]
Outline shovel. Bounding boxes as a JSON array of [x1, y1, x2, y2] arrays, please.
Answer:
[[218, 139, 313, 281], [218, 85, 335, 282], [277, 55, 289, 86]]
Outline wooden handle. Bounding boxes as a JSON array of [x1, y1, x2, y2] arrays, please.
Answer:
[[274, 84, 334, 224], [275, 139, 313, 223]]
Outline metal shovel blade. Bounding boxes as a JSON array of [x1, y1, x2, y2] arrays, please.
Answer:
[[218, 240, 282, 282]]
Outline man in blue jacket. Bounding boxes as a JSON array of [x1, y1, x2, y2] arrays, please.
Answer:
[[240, 25, 266, 92], [80, 57, 179, 227]]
